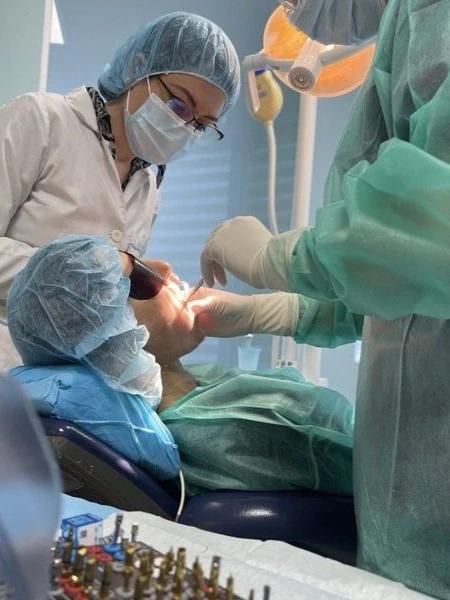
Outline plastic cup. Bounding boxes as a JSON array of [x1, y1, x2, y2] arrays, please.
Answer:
[[238, 346, 261, 371]]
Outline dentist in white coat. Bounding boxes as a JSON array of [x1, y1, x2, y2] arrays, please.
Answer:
[[0, 11, 240, 371]]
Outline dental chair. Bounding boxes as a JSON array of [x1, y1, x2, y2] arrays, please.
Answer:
[[13, 365, 357, 566], [41, 417, 357, 565]]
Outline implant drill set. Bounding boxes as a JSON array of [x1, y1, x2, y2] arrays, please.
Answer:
[[47, 513, 271, 600]]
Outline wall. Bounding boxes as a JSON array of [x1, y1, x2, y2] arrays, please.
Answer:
[[47, 0, 359, 401], [0, 0, 51, 105]]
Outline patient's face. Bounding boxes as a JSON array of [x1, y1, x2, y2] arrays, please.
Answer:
[[130, 279, 205, 364]]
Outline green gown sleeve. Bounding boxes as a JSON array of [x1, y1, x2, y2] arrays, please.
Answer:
[[284, 1, 450, 321], [293, 296, 363, 347]]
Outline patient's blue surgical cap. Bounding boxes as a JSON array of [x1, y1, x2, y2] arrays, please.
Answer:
[[98, 12, 240, 114], [7, 236, 161, 406]]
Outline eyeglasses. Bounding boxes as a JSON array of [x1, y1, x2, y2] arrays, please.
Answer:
[[156, 76, 224, 144], [129, 257, 165, 299]]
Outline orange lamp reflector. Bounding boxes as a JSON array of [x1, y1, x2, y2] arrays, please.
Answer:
[[263, 6, 375, 97]]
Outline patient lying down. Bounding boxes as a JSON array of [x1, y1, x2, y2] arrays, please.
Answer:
[[130, 284, 354, 497], [7, 236, 353, 496]]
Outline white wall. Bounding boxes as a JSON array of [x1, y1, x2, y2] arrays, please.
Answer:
[[0, 0, 52, 105]]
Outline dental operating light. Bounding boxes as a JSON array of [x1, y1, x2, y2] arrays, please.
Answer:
[[244, 5, 375, 382], [244, 6, 375, 111]]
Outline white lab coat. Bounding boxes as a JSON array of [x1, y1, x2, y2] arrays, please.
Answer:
[[0, 87, 160, 370]]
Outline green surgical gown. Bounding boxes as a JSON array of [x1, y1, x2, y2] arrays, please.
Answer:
[[160, 364, 353, 497], [284, 1, 450, 597]]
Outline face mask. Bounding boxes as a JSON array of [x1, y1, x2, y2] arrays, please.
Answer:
[[124, 78, 201, 164]]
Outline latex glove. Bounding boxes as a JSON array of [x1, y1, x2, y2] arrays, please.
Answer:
[[200, 216, 301, 291], [189, 287, 299, 337]]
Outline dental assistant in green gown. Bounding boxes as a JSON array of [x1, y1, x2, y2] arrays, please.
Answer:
[[196, 2, 450, 597]]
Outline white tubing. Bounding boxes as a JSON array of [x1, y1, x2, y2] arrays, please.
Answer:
[[265, 122, 279, 235], [175, 469, 186, 522]]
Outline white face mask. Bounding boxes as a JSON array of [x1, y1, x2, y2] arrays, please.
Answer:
[[124, 78, 201, 164]]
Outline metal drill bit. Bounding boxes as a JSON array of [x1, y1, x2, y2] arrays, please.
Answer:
[[100, 563, 112, 599], [139, 551, 153, 588], [193, 559, 204, 583], [225, 576, 234, 600], [62, 540, 73, 575], [51, 558, 62, 585], [171, 574, 183, 597], [84, 556, 97, 586], [166, 548, 175, 573], [192, 575, 203, 598], [53, 537, 64, 560], [208, 556, 220, 598], [176, 547, 186, 571], [192, 587, 202, 600], [175, 560, 185, 582], [134, 574, 146, 600], [207, 576, 219, 600], [131, 523, 139, 543], [210, 556, 221, 577], [147, 548, 155, 568], [125, 544, 136, 567], [113, 513, 124, 544], [155, 582, 164, 600], [157, 563, 166, 587], [139, 551, 149, 575], [123, 565, 134, 593], [119, 527, 128, 547], [247, 591, 255, 600], [263, 585, 271, 599], [74, 547, 87, 576], [192, 557, 204, 597]]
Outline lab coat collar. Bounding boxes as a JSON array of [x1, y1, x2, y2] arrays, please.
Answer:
[[64, 87, 101, 135]]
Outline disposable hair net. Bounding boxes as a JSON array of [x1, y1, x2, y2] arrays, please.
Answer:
[[160, 364, 353, 496], [98, 12, 240, 115], [6, 235, 161, 407]]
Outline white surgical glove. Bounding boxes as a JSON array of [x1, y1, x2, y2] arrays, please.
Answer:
[[200, 216, 302, 291], [190, 288, 300, 338]]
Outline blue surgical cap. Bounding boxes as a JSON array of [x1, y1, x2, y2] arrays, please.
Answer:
[[7, 235, 161, 406], [98, 11, 240, 114]]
